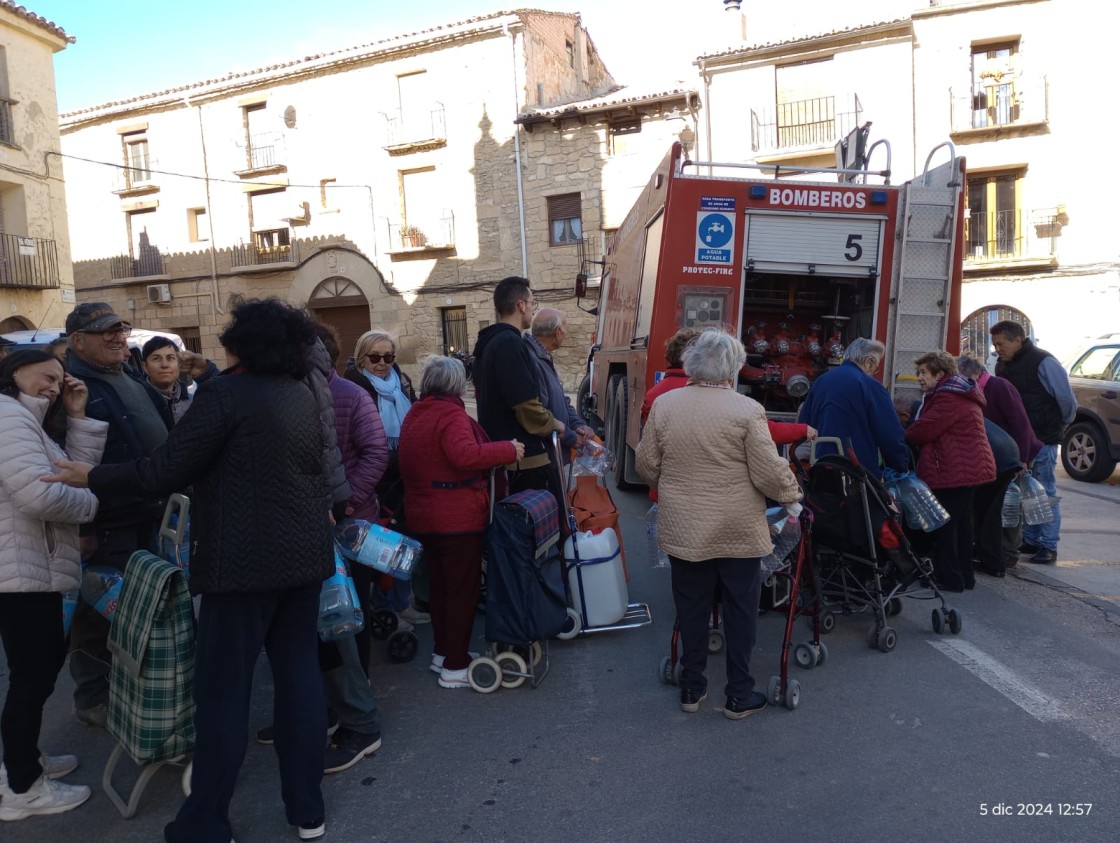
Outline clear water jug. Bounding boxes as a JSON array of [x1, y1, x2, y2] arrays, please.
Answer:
[[1001, 480, 1022, 528], [897, 473, 950, 532], [644, 503, 669, 568], [318, 550, 365, 642], [335, 519, 421, 580], [1020, 471, 1054, 526]]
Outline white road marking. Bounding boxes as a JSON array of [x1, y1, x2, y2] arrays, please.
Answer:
[[929, 639, 1071, 724]]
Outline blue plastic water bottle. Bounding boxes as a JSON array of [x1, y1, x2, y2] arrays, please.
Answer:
[[62, 588, 79, 635], [335, 520, 421, 580], [318, 550, 365, 641], [80, 567, 124, 621]]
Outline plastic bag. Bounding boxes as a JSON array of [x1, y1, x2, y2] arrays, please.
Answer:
[[572, 440, 615, 477], [760, 505, 802, 575]]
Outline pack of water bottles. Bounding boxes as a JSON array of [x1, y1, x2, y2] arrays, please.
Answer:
[[760, 504, 803, 576], [318, 548, 365, 642], [884, 470, 951, 532], [334, 518, 421, 580]]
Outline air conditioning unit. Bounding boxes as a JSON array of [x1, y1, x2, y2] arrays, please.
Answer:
[[147, 283, 172, 304]]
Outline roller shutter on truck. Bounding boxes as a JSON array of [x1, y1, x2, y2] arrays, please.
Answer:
[[744, 213, 883, 278]]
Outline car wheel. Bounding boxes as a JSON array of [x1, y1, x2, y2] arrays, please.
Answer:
[[1061, 421, 1116, 483]]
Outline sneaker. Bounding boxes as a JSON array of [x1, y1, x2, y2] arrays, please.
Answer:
[[323, 728, 382, 774], [438, 667, 470, 689], [724, 691, 768, 720], [73, 702, 108, 730], [0, 754, 78, 788], [1028, 548, 1057, 564], [1018, 543, 1040, 555], [258, 711, 338, 745], [680, 688, 707, 713], [297, 820, 326, 840], [430, 652, 480, 674], [0, 775, 91, 821], [399, 604, 431, 625]]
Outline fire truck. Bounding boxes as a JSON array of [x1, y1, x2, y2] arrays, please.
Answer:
[[574, 134, 966, 489]]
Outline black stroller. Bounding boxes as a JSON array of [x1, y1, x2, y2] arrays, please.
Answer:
[[801, 447, 961, 651]]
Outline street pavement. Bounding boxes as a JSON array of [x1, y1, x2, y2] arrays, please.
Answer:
[[3, 466, 1120, 842]]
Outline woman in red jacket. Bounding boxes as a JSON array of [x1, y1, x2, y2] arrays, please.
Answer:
[[398, 356, 524, 689], [905, 351, 996, 592]]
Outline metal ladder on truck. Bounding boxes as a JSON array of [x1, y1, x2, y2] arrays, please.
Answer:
[[885, 141, 963, 400]]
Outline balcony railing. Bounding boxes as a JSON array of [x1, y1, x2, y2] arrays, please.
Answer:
[[243, 132, 284, 171], [109, 251, 167, 280], [0, 234, 60, 289], [950, 75, 1048, 133], [964, 207, 1060, 264], [114, 159, 159, 193], [387, 211, 455, 252], [383, 104, 447, 150], [230, 238, 300, 268], [0, 97, 14, 146], [751, 94, 862, 153]]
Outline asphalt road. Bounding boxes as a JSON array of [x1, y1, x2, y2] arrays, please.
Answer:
[[4, 476, 1120, 843]]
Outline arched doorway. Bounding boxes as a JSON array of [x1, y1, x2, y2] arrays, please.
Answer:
[[307, 277, 371, 373], [961, 305, 1033, 361], [0, 315, 33, 333]]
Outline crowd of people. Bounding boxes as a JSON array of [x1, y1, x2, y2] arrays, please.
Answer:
[[0, 282, 1079, 835]]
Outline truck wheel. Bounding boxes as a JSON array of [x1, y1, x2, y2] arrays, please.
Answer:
[[575, 373, 595, 433], [1061, 422, 1116, 483], [610, 378, 640, 490]]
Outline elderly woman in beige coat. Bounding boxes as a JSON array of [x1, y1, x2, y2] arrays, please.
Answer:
[[637, 330, 801, 720]]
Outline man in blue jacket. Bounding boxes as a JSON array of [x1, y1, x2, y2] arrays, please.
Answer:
[[798, 337, 909, 478]]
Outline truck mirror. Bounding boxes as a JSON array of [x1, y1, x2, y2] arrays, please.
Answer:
[[575, 273, 588, 299]]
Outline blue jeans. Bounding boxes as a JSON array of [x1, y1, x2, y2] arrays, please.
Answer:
[[1023, 444, 1060, 552]]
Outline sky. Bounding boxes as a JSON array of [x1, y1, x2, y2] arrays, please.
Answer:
[[29, 0, 914, 114]]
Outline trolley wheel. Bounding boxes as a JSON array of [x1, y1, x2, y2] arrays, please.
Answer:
[[947, 609, 962, 635], [814, 641, 829, 667], [369, 609, 398, 641], [658, 656, 674, 686], [386, 630, 418, 664], [467, 657, 503, 694], [866, 626, 880, 649], [886, 597, 903, 617], [182, 760, 192, 798], [529, 641, 543, 668], [556, 608, 581, 641], [672, 660, 682, 686], [495, 652, 528, 689], [793, 642, 816, 670], [877, 626, 898, 653], [767, 675, 782, 706], [707, 627, 725, 654], [783, 678, 802, 710], [931, 608, 944, 634], [820, 611, 836, 634]]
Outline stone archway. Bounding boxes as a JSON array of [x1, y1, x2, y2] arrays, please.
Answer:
[[307, 276, 371, 372], [961, 304, 1034, 361], [0, 315, 33, 333]]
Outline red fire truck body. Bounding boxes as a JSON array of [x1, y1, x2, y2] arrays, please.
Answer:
[[577, 140, 966, 488]]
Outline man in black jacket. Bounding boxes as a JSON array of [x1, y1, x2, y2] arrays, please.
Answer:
[[472, 277, 564, 502], [64, 302, 173, 727]]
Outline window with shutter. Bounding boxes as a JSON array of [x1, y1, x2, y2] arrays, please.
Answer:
[[547, 193, 582, 246]]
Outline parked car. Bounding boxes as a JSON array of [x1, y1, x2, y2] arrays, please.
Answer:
[[1061, 341, 1120, 482], [0, 327, 185, 368]]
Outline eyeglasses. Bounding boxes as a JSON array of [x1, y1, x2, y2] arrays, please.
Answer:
[[366, 353, 396, 364], [520, 297, 537, 310], [85, 325, 132, 340]]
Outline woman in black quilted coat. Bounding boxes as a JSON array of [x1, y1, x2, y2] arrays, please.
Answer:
[[47, 298, 334, 843]]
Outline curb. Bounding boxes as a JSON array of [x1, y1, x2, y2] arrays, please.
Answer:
[[1010, 564, 1120, 619]]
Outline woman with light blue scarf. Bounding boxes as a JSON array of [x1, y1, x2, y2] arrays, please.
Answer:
[[346, 329, 423, 621]]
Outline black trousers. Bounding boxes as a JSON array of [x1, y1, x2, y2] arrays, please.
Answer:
[[669, 556, 762, 700], [0, 592, 67, 793], [165, 583, 326, 843], [972, 469, 1017, 573], [930, 486, 976, 591]]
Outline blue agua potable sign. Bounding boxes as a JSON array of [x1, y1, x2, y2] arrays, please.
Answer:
[[695, 196, 735, 265]]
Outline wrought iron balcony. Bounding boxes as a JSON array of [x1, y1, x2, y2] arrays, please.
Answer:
[[964, 207, 1060, 265], [0, 97, 14, 146], [387, 211, 455, 253], [751, 94, 862, 154], [230, 238, 300, 268], [113, 159, 159, 194], [950, 75, 1048, 134], [109, 251, 167, 280], [0, 234, 60, 289], [383, 103, 447, 152], [237, 133, 286, 174]]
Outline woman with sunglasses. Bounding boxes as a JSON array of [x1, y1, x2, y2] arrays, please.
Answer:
[[345, 330, 423, 619]]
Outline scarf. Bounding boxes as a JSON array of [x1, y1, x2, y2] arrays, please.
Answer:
[[363, 367, 411, 448], [915, 373, 975, 419]]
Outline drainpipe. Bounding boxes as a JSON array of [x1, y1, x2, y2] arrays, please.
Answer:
[[505, 22, 529, 277], [187, 95, 224, 314]]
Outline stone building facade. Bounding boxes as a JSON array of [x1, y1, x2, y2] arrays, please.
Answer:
[[702, 0, 1115, 364], [0, 2, 74, 333], [59, 10, 626, 385]]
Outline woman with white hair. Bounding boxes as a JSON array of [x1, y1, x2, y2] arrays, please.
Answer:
[[637, 330, 802, 720], [398, 356, 524, 688]]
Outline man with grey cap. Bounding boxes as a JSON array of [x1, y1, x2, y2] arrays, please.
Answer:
[[525, 308, 593, 461], [64, 302, 173, 728]]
